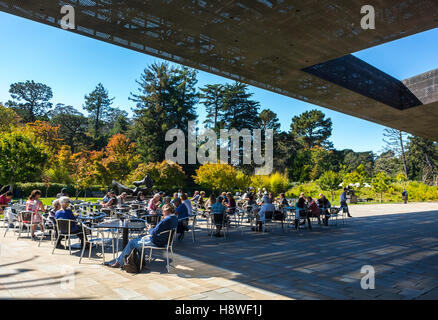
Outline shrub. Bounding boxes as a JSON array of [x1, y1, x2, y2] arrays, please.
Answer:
[[129, 160, 186, 193]]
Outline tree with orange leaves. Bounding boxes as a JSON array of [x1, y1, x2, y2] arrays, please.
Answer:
[[103, 134, 140, 183]]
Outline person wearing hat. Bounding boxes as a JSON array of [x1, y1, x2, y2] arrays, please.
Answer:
[[56, 188, 69, 199]]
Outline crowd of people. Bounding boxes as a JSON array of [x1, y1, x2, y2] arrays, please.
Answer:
[[2, 185, 354, 272]]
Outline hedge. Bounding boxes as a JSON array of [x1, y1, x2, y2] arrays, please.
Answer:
[[14, 182, 104, 198]]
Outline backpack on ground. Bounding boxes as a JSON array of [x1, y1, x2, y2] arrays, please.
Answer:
[[123, 248, 141, 274]]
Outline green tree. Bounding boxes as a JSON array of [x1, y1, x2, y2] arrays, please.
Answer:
[[83, 83, 115, 142], [317, 170, 343, 201], [6, 80, 53, 122], [290, 110, 333, 149], [343, 164, 368, 190], [0, 131, 48, 186], [220, 82, 260, 130], [383, 128, 408, 178], [406, 136, 438, 184], [0, 104, 21, 132], [131, 62, 198, 163], [50, 104, 89, 153], [372, 171, 392, 203], [258, 109, 280, 132], [200, 84, 225, 130]]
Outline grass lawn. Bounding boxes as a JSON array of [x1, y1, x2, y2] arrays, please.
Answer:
[[38, 197, 100, 206]]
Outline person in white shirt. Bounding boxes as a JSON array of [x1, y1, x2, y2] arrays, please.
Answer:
[[252, 196, 275, 232], [181, 193, 192, 216]]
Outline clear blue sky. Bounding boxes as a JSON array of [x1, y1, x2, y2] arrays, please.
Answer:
[[1, 11, 437, 154]]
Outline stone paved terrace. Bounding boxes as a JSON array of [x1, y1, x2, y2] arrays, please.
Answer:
[[1, 202, 438, 300]]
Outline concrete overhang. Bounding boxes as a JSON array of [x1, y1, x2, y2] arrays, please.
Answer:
[[1, 0, 438, 139]]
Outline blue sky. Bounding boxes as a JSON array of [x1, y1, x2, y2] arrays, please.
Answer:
[[1, 11, 437, 154]]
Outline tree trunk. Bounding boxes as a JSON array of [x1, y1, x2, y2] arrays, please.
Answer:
[[399, 130, 408, 178], [380, 192, 383, 203]]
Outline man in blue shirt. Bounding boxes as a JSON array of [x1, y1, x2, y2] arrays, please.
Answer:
[[174, 198, 189, 240], [107, 204, 178, 269], [54, 197, 86, 249]]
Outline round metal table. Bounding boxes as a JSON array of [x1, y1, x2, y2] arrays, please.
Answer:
[[94, 220, 146, 249]]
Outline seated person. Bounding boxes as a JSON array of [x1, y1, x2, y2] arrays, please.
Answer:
[[181, 193, 193, 216], [148, 193, 161, 213], [192, 191, 200, 203], [317, 194, 332, 226], [210, 196, 227, 237], [0, 191, 13, 228], [295, 193, 311, 229], [174, 198, 189, 237], [102, 191, 111, 204], [106, 204, 178, 268], [160, 196, 171, 208], [170, 193, 179, 206], [204, 194, 215, 210], [103, 191, 118, 208], [307, 196, 321, 225], [26, 190, 45, 240], [136, 191, 146, 202], [253, 196, 275, 232], [117, 192, 127, 205], [44, 199, 61, 228], [277, 193, 289, 207], [54, 197, 86, 249], [225, 192, 236, 214]]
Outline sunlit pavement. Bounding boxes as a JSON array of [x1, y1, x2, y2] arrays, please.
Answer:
[[1, 202, 438, 300]]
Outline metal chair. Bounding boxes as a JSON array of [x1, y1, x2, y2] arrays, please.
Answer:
[[210, 212, 228, 239], [38, 215, 57, 247], [52, 219, 81, 255], [140, 228, 177, 273], [17, 211, 43, 240], [79, 223, 114, 264], [260, 211, 274, 233]]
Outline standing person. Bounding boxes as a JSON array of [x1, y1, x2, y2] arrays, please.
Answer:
[[402, 189, 408, 204], [25, 190, 45, 240], [340, 188, 352, 217], [177, 189, 183, 198]]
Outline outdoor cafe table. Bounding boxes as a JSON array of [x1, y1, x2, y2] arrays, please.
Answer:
[[94, 220, 146, 249]]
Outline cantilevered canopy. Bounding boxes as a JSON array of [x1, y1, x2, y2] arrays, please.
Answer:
[[1, 0, 438, 138]]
